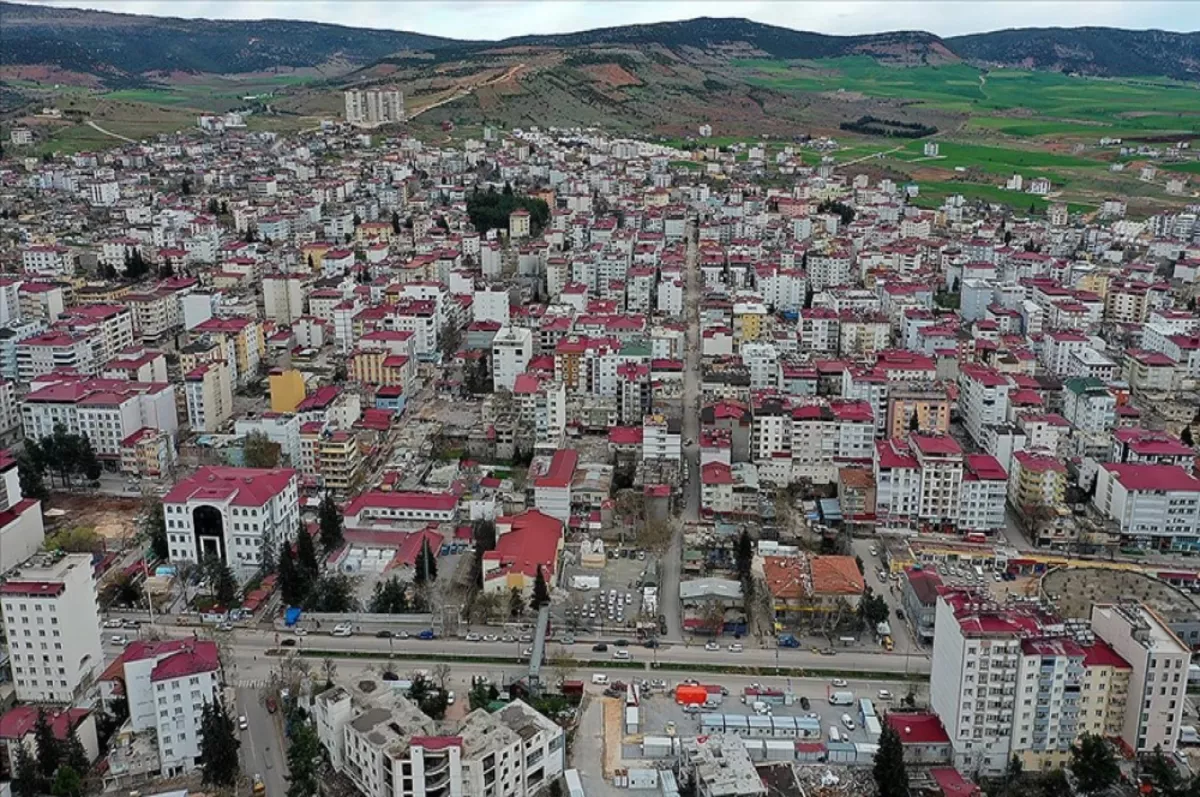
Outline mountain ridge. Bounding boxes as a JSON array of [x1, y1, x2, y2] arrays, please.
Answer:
[[1, 3, 1197, 84]]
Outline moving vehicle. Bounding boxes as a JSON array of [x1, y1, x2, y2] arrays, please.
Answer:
[[239, 715, 248, 731], [592, 674, 609, 684], [292, 627, 308, 637], [104, 618, 123, 629], [280, 639, 297, 647], [777, 634, 800, 648], [253, 774, 266, 795], [464, 633, 481, 642], [265, 698, 278, 714], [332, 622, 353, 637], [877, 690, 892, 701], [613, 649, 631, 660], [829, 691, 855, 706], [592, 643, 608, 652], [417, 629, 436, 640], [375, 630, 393, 639], [728, 643, 743, 653], [704, 640, 720, 651], [831, 678, 848, 688]]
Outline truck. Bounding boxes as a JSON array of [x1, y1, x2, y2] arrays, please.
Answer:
[[882, 635, 894, 652], [777, 634, 800, 648], [675, 684, 708, 705], [829, 690, 855, 706], [252, 774, 266, 795]]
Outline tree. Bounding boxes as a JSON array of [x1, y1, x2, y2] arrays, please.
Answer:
[[472, 519, 497, 586], [735, 529, 754, 582], [304, 574, 358, 613], [1003, 754, 1024, 794], [701, 598, 726, 636], [80, 437, 101, 483], [11, 741, 43, 797], [243, 432, 282, 468], [1143, 745, 1182, 796], [469, 681, 500, 711], [16, 452, 48, 502], [295, 525, 320, 580], [285, 720, 321, 797], [277, 544, 304, 606], [143, 499, 169, 561], [1182, 425, 1194, 448], [1036, 770, 1069, 797], [637, 519, 674, 552], [439, 320, 463, 361], [33, 709, 60, 779], [872, 724, 909, 797], [201, 554, 239, 608], [413, 537, 438, 585], [318, 492, 345, 552], [64, 721, 91, 775], [369, 577, 411, 614], [51, 765, 83, 797], [530, 565, 551, 611], [391, 210, 402, 234], [909, 411, 920, 432], [198, 697, 241, 787], [509, 586, 525, 619], [855, 555, 865, 575], [123, 248, 150, 280], [858, 587, 889, 629], [1070, 733, 1119, 795]]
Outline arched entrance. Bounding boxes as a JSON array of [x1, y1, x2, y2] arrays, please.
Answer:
[[193, 505, 225, 563]]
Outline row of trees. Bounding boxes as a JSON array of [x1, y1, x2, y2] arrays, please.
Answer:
[[9, 710, 91, 797], [839, 115, 938, 138], [22, 424, 102, 491]]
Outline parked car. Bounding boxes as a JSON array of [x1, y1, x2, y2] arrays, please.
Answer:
[[239, 715, 248, 731], [293, 627, 308, 636], [841, 714, 856, 731], [332, 622, 353, 637], [417, 629, 436, 640], [800, 696, 811, 710], [614, 638, 629, 647], [613, 649, 631, 660], [280, 639, 297, 647], [877, 689, 893, 701], [831, 678, 848, 688], [895, 609, 905, 620], [704, 640, 720, 651], [729, 643, 744, 653], [376, 630, 393, 639], [465, 633, 482, 642], [265, 697, 278, 714], [103, 618, 123, 629]]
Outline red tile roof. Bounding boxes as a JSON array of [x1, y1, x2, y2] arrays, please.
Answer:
[[0, 706, 90, 741], [162, 466, 296, 507], [534, 449, 578, 489], [885, 712, 950, 745], [1103, 463, 1200, 492]]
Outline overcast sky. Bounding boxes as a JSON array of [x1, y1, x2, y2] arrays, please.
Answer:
[[23, 0, 1200, 39]]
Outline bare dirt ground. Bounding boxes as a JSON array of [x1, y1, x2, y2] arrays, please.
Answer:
[[48, 493, 142, 540]]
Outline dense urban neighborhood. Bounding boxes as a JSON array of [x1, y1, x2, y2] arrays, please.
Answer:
[[1, 74, 1200, 797]]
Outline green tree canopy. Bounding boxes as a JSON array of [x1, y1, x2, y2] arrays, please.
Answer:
[[872, 724, 909, 797], [198, 698, 241, 787], [317, 492, 345, 552], [1070, 734, 1119, 795], [466, 186, 550, 236]]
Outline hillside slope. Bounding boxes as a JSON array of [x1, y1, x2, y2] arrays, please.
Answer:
[[0, 1, 459, 82], [947, 27, 1200, 80]]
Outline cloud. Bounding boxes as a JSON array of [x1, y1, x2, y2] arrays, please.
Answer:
[[27, 0, 1200, 38]]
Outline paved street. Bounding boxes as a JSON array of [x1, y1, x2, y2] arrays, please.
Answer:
[[235, 686, 287, 797]]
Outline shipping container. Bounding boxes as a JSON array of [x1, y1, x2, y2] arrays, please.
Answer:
[[747, 715, 773, 737], [675, 685, 708, 705], [770, 715, 798, 738], [628, 768, 659, 790], [859, 698, 876, 721], [625, 705, 640, 734], [864, 716, 882, 740], [565, 769, 586, 797], [764, 739, 794, 761], [743, 739, 766, 761], [660, 770, 680, 797]]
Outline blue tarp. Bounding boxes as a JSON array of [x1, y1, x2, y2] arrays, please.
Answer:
[[284, 607, 301, 626]]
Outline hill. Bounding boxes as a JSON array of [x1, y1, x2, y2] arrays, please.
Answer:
[[0, 1, 459, 84], [947, 27, 1200, 81]]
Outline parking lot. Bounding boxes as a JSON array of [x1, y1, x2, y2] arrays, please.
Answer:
[[613, 674, 923, 756], [556, 546, 656, 637]]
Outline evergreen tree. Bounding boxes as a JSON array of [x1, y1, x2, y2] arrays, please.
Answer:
[[1182, 425, 1194, 448], [285, 720, 321, 797], [33, 708, 60, 779], [180, 177, 192, 195], [735, 529, 754, 582], [159, 258, 175, 279], [51, 765, 83, 797], [872, 724, 909, 797], [11, 741, 42, 797], [80, 437, 101, 482], [391, 210, 402, 234], [413, 537, 438, 585], [509, 586, 524, 619], [207, 198, 221, 215], [317, 492, 344, 551], [295, 524, 320, 579], [1070, 734, 1118, 795], [908, 411, 920, 432], [369, 577, 411, 613], [201, 554, 238, 608], [144, 499, 169, 561], [64, 721, 91, 774], [16, 451, 48, 502], [530, 565, 551, 611], [277, 544, 303, 607], [198, 697, 241, 787]]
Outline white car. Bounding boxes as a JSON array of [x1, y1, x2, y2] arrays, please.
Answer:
[[868, 546, 878, 557], [332, 623, 353, 637], [877, 689, 893, 701], [613, 649, 631, 660], [104, 618, 123, 629], [465, 633, 482, 642], [293, 627, 308, 636], [704, 640, 720, 651], [446, 691, 456, 705], [239, 715, 248, 730], [831, 678, 848, 688], [729, 643, 744, 653], [110, 635, 126, 645], [841, 714, 856, 731]]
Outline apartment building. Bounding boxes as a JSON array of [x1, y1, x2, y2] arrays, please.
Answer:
[[16, 331, 98, 379], [263, 274, 307, 324], [1008, 451, 1067, 513], [97, 639, 221, 777], [959, 454, 1008, 534], [912, 434, 964, 526], [161, 466, 300, 578], [344, 89, 405, 128], [0, 551, 103, 704], [299, 426, 364, 493], [0, 450, 45, 566], [316, 681, 564, 797], [184, 360, 234, 433], [532, 449, 577, 522], [642, 413, 682, 463], [958, 365, 1012, 446], [492, 325, 533, 392], [235, 413, 302, 465], [21, 376, 178, 459], [1090, 603, 1190, 753], [1093, 463, 1200, 552]]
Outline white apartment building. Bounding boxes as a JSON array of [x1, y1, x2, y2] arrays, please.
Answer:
[[61, 304, 134, 364], [16, 331, 98, 379], [1090, 603, 1190, 753], [1092, 463, 1200, 552], [21, 376, 178, 458], [344, 89, 405, 128], [316, 681, 565, 797], [930, 590, 1054, 776], [21, 246, 74, 277], [0, 379, 18, 434], [491, 326, 533, 392], [959, 455, 1008, 533], [912, 434, 964, 524], [473, 284, 512, 326], [0, 450, 46, 579], [184, 360, 234, 433], [161, 466, 300, 578], [958, 365, 1012, 446], [235, 413, 302, 466], [97, 639, 221, 777], [0, 551, 103, 704], [263, 274, 307, 324], [642, 413, 682, 463]]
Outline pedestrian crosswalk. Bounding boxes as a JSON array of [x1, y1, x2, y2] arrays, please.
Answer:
[[231, 678, 268, 690]]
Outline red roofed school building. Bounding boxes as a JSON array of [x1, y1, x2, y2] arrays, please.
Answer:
[[481, 509, 564, 598], [161, 466, 300, 578]]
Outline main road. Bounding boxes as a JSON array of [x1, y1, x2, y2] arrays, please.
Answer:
[[131, 623, 930, 676], [660, 220, 702, 642]]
